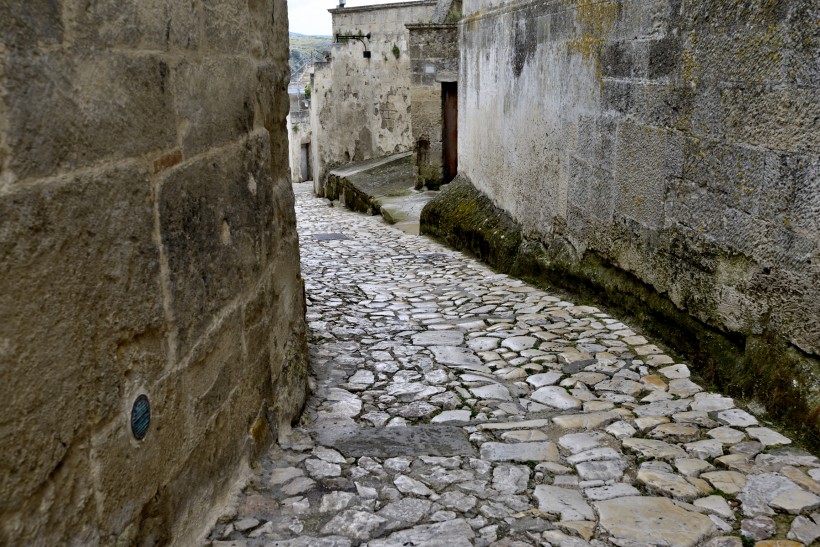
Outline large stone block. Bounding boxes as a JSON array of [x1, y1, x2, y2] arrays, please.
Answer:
[[4, 50, 176, 181], [173, 57, 256, 158], [0, 0, 63, 48], [158, 132, 275, 357], [613, 122, 679, 229], [720, 87, 820, 155], [69, 0, 200, 51], [0, 161, 164, 513], [203, 0, 252, 54]]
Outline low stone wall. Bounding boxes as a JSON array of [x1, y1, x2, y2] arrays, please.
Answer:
[[0, 1, 308, 543]]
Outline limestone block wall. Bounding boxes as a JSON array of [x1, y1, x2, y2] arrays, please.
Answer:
[[310, 1, 437, 196], [407, 24, 459, 188], [288, 94, 312, 183], [456, 0, 819, 436], [0, 1, 308, 544]]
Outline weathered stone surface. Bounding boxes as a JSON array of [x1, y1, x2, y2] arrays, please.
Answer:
[[595, 496, 715, 546], [480, 442, 559, 462], [769, 488, 820, 514], [788, 513, 820, 545], [738, 473, 802, 516], [746, 427, 792, 447], [321, 510, 387, 540], [413, 330, 465, 346], [637, 469, 703, 501], [694, 495, 735, 520], [530, 386, 582, 410], [534, 486, 595, 521], [741, 515, 777, 541], [315, 426, 476, 458], [622, 438, 687, 460], [701, 471, 748, 495], [369, 519, 475, 547], [584, 483, 641, 501]]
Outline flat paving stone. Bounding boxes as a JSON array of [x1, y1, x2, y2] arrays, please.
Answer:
[[314, 426, 476, 458], [595, 496, 715, 546], [412, 330, 465, 346], [480, 442, 559, 462]]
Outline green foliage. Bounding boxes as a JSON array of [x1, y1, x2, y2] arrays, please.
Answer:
[[392, 44, 401, 59], [304, 83, 311, 100]]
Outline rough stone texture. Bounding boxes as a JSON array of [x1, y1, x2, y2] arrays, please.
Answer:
[[287, 93, 313, 183], [596, 496, 715, 546], [422, 0, 820, 448], [0, 1, 308, 544], [407, 22, 459, 188], [310, 1, 437, 196]]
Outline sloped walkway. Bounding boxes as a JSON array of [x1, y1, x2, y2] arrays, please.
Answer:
[[206, 183, 820, 546]]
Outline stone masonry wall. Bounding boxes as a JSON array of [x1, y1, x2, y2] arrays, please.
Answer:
[[288, 93, 312, 183], [407, 24, 459, 188], [0, 1, 308, 544], [439, 0, 819, 441], [310, 1, 437, 196]]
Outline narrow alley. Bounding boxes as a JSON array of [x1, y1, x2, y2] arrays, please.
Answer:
[[207, 184, 820, 547]]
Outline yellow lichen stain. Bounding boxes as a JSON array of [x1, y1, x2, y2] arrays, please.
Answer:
[[249, 417, 269, 445], [564, 0, 618, 61]]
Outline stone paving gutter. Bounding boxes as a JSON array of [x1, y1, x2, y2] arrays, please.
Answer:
[[205, 183, 820, 547]]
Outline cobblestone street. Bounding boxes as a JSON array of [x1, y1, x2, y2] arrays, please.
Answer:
[[207, 184, 820, 547]]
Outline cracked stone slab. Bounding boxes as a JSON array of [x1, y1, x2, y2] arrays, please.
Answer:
[[412, 330, 465, 346], [534, 485, 595, 521], [314, 425, 476, 458], [368, 519, 475, 547], [595, 496, 715, 547], [480, 442, 560, 462]]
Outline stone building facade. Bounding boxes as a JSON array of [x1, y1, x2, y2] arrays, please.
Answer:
[[407, 22, 460, 189], [288, 92, 313, 183], [0, 1, 308, 544], [309, 1, 437, 197], [423, 0, 820, 442]]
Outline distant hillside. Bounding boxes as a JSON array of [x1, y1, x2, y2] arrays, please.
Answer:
[[289, 33, 333, 85]]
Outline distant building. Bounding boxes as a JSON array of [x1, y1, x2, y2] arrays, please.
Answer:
[[310, 0, 461, 197]]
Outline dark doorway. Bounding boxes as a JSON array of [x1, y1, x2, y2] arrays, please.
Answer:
[[300, 143, 312, 181], [442, 82, 458, 183]]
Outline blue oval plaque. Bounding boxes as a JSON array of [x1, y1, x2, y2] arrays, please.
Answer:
[[131, 395, 151, 440]]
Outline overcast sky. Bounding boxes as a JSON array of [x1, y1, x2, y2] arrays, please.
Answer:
[[288, 0, 409, 36]]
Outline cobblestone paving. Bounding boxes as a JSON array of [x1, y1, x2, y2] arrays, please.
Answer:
[[207, 184, 820, 547]]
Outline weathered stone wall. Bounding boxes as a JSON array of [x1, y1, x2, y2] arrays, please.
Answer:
[[310, 1, 437, 196], [0, 1, 308, 544], [429, 0, 820, 442], [288, 93, 312, 183], [407, 23, 459, 188]]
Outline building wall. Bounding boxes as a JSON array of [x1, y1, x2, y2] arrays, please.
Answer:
[[408, 24, 459, 188], [454, 0, 819, 428], [310, 1, 437, 196], [288, 93, 312, 183], [0, 1, 308, 544]]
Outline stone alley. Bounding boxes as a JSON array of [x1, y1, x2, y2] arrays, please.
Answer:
[[206, 183, 820, 547]]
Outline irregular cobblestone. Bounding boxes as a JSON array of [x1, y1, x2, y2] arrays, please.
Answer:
[[206, 184, 820, 545]]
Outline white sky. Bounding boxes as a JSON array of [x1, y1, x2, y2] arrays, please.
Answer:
[[288, 0, 410, 36]]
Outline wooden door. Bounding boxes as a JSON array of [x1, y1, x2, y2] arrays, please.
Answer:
[[442, 82, 458, 183]]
